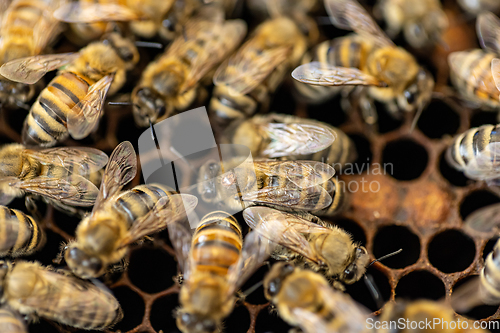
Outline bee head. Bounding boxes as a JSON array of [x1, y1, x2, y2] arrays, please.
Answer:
[[65, 245, 104, 279], [341, 246, 370, 284], [132, 87, 167, 127], [263, 262, 295, 300], [101, 33, 139, 69], [398, 68, 434, 113], [176, 311, 218, 333]]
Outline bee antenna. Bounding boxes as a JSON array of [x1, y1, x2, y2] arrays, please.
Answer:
[[367, 248, 402, 268], [409, 104, 424, 133], [134, 41, 164, 49], [240, 280, 264, 299], [108, 101, 132, 106], [316, 16, 333, 25], [15, 100, 30, 110]]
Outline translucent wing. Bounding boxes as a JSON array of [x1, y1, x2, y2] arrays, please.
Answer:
[[464, 203, 500, 235], [119, 194, 198, 248], [227, 229, 275, 296], [292, 62, 387, 87], [93, 141, 137, 213], [0, 177, 19, 205], [23, 147, 108, 175], [491, 58, 500, 93], [181, 20, 247, 92], [243, 206, 327, 263], [213, 42, 290, 96], [67, 74, 114, 140], [449, 52, 499, 97], [9, 175, 99, 206], [33, 0, 65, 55], [261, 123, 336, 158], [463, 141, 500, 181], [477, 11, 500, 54], [167, 214, 194, 278], [13, 262, 121, 328], [241, 184, 333, 211], [0, 53, 80, 84], [324, 0, 394, 47], [292, 308, 331, 333], [53, 2, 140, 23], [253, 160, 335, 188]]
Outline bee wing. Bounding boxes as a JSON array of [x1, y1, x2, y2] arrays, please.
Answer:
[[477, 11, 500, 54], [167, 214, 194, 278], [178, 19, 247, 93], [0, 53, 80, 84], [464, 203, 500, 235], [22, 147, 108, 175], [254, 161, 335, 188], [33, 0, 65, 55], [14, 263, 121, 327], [463, 141, 500, 180], [491, 58, 500, 93], [243, 206, 327, 263], [0, 177, 19, 205], [93, 141, 137, 213], [227, 229, 275, 295], [213, 43, 290, 96], [67, 74, 114, 140], [292, 62, 387, 87], [9, 174, 99, 206], [119, 194, 198, 248], [262, 123, 336, 158], [324, 0, 394, 48], [291, 308, 331, 333], [53, 2, 140, 23]]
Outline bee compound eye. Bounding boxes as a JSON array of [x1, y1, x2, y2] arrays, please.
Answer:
[[267, 279, 281, 297], [344, 266, 356, 281], [202, 319, 217, 332]]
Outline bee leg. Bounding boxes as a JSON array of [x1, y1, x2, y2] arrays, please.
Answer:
[[359, 93, 378, 126], [385, 100, 401, 119], [332, 280, 346, 291], [340, 87, 355, 114], [47, 199, 87, 218], [25, 196, 43, 222]]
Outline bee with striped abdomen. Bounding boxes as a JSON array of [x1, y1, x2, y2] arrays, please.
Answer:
[[0, 32, 139, 147], [445, 124, 500, 185], [0, 143, 108, 215], [244, 206, 370, 290], [131, 8, 246, 127], [448, 12, 500, 113], [0, 205, 45, 257], [167, 210, 273, 333], [210, 17, 307, 128], [0, 0, 63, 109], [64, 141, 197, 279], [223, 113, 357, 168], [373, 0, 448, 49], [292, 0, 434, 128], [0, 305, 27, 333], [0, 260, 123, 330], [197, 158, 345, 217], [264, 262, 371, 333]]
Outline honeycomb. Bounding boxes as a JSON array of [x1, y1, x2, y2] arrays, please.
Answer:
[[1, 0, 500, 332]]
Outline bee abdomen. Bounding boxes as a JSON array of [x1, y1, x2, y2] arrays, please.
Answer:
[[192, 211, 242, 276], [113, 183, 174, 225], [0, 306, 26, 333], [480, 239, 500, 304], [22, 72, 91, 147], [0, 205, 44, 257]]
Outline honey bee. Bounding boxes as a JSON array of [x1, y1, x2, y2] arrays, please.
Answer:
[[0, 205, 45, 257], [209, 17, 307, 128], [445, 124, 500, 184], [458, 0, 500, 16], [264, 262, 371, 333], [381, 300, 489, 333], [131, 10, 247, 127], [197, 159, 345, 217], [0, 32, 139, 147], [448, 12, 500, 112], [167, 210, 273, 333], [373, 0, 448, 49], [243, 206, 370, 289], [0, 143, 108, 214], [223, 113, 357, 167], [292, 0, 434, 127], [0, 260, 123, 330], [64, 141, 198, 279], [0, 0, 63, 109]]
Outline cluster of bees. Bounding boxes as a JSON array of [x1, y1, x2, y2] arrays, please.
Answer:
[[1, 0, 500, 332]]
